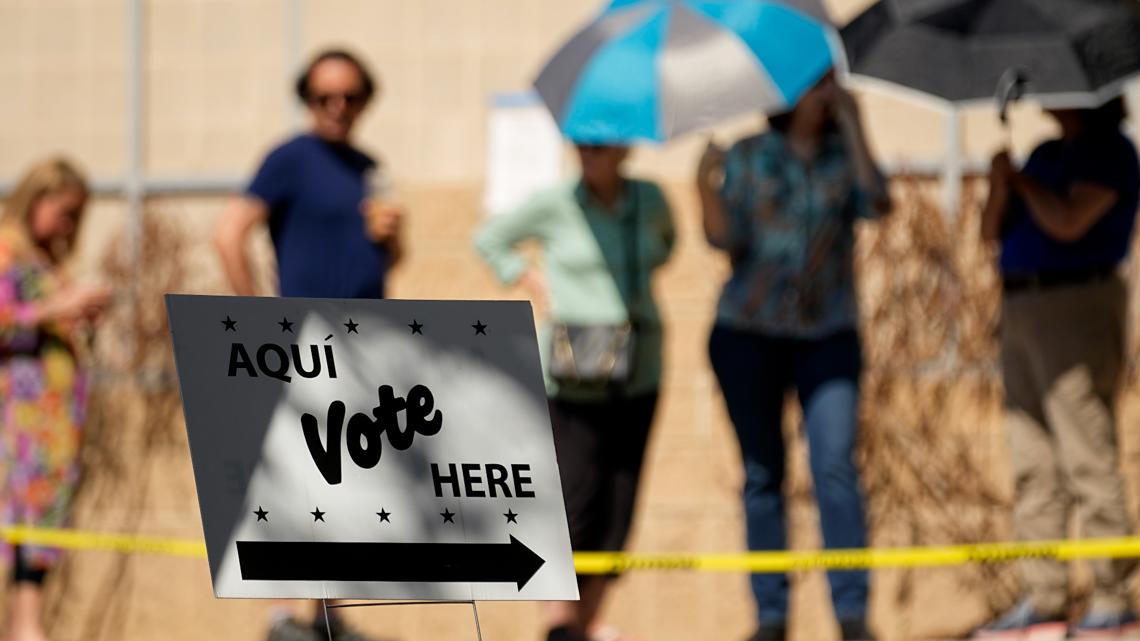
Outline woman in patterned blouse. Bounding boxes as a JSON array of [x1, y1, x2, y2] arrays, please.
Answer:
[[696, 71, 890, 641], [0, 158, 109, 641]]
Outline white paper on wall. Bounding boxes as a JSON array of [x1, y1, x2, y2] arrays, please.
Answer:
[[483, 91, 564, 216]]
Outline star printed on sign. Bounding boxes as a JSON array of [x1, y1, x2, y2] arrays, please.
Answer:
[[440, 508, 456, 524], [278, 317, 294, 333], [221, 316, 237, 332], [376, 508, 392, 523], [253, 506, 269, 522], [311, 507, 326, 522], [472, 320, 488, 335], [344, 318, 359, 334], [408, 319, 424, 335], [503, 509, 519, 524]]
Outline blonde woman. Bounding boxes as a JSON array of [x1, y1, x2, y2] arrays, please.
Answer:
[[0, 158, 108, 641]]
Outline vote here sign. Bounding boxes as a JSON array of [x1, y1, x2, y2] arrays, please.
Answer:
[[166, 295, 578, 601]]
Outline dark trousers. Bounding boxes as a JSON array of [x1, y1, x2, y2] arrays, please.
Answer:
[[548, 393, 658, 554], [11, 545, 46, 585], [709, 325, 868, 624]]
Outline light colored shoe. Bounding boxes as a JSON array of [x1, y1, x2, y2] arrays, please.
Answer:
[[1070, 609, 1140, 640], [972, 599, 1067, 641]]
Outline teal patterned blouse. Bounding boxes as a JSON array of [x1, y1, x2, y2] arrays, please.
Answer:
[[712, 130, 883, 338]]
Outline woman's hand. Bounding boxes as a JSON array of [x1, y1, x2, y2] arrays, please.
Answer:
[[518, 267, 550, 316], [43, 283, 112, 323], [990, 150, 1015, 190]]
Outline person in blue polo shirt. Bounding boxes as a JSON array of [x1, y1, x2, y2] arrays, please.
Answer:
[[214, 49, 402, 301], [212, 48, 401, 641], [976, 97, 1140, 640]]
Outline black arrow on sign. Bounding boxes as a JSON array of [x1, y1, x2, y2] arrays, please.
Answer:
[[235, 536, 545, 590]]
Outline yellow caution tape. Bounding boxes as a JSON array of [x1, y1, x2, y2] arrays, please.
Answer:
[[5, 526, 1140, 574], [0, 525, 207, 558], [574, 537, 1140, 574]]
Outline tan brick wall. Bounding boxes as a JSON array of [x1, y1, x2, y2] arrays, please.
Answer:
[[5, 0, 1117, 188], [0, 0, 129, 176], [146, 0, 291, 174]]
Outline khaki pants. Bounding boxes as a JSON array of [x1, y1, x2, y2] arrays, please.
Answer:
[[1002, 276, 1134, 615]]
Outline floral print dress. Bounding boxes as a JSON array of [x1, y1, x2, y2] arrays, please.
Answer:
[[0, 227, 86, 569]]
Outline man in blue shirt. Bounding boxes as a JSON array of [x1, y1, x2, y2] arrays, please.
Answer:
[[976, 97, 1140, 640], [214, 49, 402, 300], [212, 49, 400, 641]]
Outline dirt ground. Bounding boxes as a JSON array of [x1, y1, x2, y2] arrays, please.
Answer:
[[25, 180, 1140, 641]]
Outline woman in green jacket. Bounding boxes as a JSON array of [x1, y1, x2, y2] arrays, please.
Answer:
[[475, 144, 675, 641]]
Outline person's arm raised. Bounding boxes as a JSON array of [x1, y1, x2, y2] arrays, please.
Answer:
[[833, 87, 892, 215], [980, 150, 1013, 244], [697, 141, 732, 248], [1010, 173, 1118, 243], [212, 195, 268, 296]]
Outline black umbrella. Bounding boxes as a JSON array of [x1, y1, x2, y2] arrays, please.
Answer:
[[841, 0, 1140, 108]]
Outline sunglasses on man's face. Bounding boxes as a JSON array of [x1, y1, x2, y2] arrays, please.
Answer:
[[307, 92, 367, 110]]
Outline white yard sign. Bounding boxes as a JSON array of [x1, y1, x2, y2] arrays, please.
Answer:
[[166, 295, 578, 601]]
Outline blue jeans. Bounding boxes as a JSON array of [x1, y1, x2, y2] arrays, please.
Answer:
[[709, 325, 869, 624]]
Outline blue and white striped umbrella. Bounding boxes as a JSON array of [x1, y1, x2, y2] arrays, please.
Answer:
[[535, 0, 844, 144]]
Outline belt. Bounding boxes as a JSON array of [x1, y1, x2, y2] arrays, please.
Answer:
[[1002, 267, 1117, 293]]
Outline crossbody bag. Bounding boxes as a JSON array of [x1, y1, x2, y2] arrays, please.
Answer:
[[548, 184, 642, 388]]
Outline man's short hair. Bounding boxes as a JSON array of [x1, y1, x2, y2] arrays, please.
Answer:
[[295, 49, 377, 102]]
